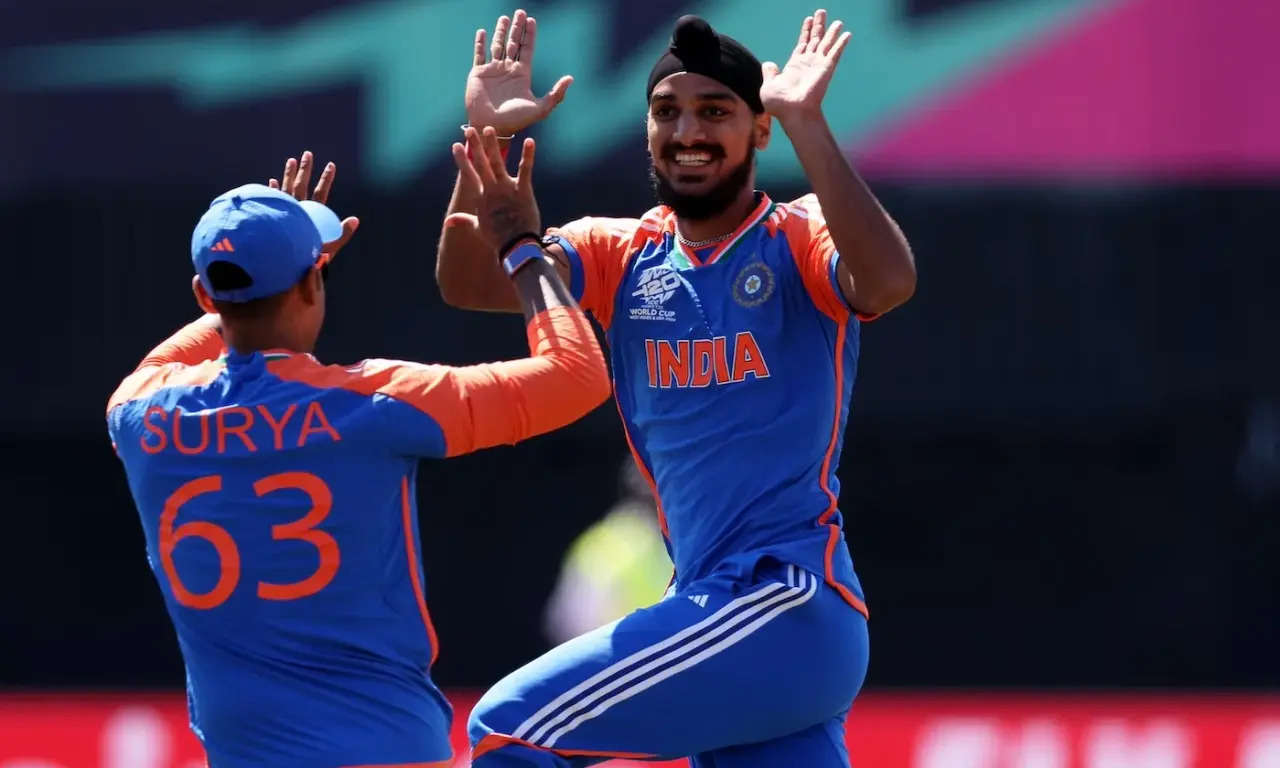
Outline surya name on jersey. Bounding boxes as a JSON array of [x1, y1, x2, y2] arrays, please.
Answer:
[[136, 400, 339, 456]]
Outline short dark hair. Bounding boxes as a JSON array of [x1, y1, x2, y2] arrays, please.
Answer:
[[206, 260, 324, 321]]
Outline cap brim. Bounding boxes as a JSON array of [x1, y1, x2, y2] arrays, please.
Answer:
[[298, 200, 344, 246]]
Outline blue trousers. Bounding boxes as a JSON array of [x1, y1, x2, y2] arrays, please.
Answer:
[[469, 556, 869, 767]]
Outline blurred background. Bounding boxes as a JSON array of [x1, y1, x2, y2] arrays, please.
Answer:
[[2, 0, 1278, 765]]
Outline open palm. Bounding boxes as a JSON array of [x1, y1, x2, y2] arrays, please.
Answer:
[[760, 9, 852, 118], [465, 9, 573, 136], [268, 151, 360, 260]]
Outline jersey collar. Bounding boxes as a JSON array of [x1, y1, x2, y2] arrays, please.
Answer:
[[668, 193, 774, 269]]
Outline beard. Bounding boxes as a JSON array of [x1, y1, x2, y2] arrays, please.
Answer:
[[649, 144, 756, 221]]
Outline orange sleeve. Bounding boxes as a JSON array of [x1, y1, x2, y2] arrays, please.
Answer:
[[136, 314, 225, 369], [270, 307, 612, 458], [107, 314, 226, 418], [422, 306, 611, 456], [780, 194, 878, 323], [544, 217, 643, 329]]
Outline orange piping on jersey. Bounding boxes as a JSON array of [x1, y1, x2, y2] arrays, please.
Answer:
[[816, 321, 869, 619], [613, 385, 669, 540], [472, 732, 659, 761], [777, 200, 866, 614], [401, 476, 439, 666]]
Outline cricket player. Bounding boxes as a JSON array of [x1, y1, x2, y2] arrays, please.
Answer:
[[436, 8, 917, 767], [106, 145, 609, 768]]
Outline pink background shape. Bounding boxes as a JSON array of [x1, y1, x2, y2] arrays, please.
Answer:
[[855, 0, 1280, 179]]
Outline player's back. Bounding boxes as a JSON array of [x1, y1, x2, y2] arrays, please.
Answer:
[[109, 349, 452, 767]]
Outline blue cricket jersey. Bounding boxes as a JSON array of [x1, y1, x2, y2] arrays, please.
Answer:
[[546, 192, 873, 616], [105, 308, 606, 768]]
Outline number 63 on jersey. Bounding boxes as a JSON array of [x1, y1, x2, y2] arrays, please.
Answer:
[[159, 471, 339, 610]]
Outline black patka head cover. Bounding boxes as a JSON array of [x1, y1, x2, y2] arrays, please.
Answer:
[[647, 15, 764, 113]]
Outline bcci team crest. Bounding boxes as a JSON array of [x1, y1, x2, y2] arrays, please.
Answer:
[[732, 260, 775, 308]]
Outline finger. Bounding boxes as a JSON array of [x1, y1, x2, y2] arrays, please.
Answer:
[[292, 151, 314, 199], [443, 212, 480, 230], [474, 28, 487, 66], [466, 128, 497, 186], [269, 178, 280, 189], [515, 137, 536, 191], [829, 30, 852, 63], [539, 75, 573, 115], [324, 217, 360, 252], [522, 16, 538, 63], [795, 15, 813, 54], [821, 19, 844, 55], [313, 162, 336, 204], [481, 127, 508, 182], [507, 9, 526, 62], [451, 140, 484, 190], [808, 9, 826, 53], [491, 15, 510, 61], [280, 157, 298, 196], [761, 61, 780, 82], [465, 129, 494, 186]]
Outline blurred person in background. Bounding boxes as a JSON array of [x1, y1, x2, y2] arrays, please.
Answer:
[[105, 148, 608, 768], [438, 7, 916, 767], [543, 460, 671, 645]]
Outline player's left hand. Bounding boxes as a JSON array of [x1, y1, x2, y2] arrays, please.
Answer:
[[759, 9, 851, 120], [269, 150, 361, 260]]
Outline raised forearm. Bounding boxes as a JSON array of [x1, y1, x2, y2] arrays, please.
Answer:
[[509, 254, 577, 324], [436, 170, 523, 311], [443, 257, 610, 454], [781, 111, 916, 313]]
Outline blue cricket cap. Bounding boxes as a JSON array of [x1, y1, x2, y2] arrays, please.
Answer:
[[191, 183, 345, 303]]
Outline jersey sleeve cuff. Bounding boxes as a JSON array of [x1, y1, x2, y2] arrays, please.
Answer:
[[828, 250, 880, 323], [544, 233, 586, 304]]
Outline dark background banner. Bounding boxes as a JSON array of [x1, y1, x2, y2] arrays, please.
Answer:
[[4, 178, 1277, 692]]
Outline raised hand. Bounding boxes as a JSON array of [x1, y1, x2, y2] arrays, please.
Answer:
[[269, 151, 360, 260], [445, 127, 542, 253], [465, 9, 573, 136], [759, 9, 852, 120]]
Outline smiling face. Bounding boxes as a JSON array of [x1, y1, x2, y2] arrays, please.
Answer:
[[646, 72, 771, 221]]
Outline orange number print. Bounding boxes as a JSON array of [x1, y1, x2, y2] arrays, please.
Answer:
[[158, 472, 338, 610], [159, 476, 240, 610], [254, 472, 340, 601]]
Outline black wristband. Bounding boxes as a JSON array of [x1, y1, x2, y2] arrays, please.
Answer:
[[497, 232, 543, 260]]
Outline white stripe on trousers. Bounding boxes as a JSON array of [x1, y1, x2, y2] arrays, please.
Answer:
[[514, 566, 819, 748], [512, 573, 792, 741]]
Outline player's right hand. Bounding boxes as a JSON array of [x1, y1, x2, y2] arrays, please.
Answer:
[[269, 150, 361, 260], [445, 127, 542, 254], [464, 9, 573, 136]]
